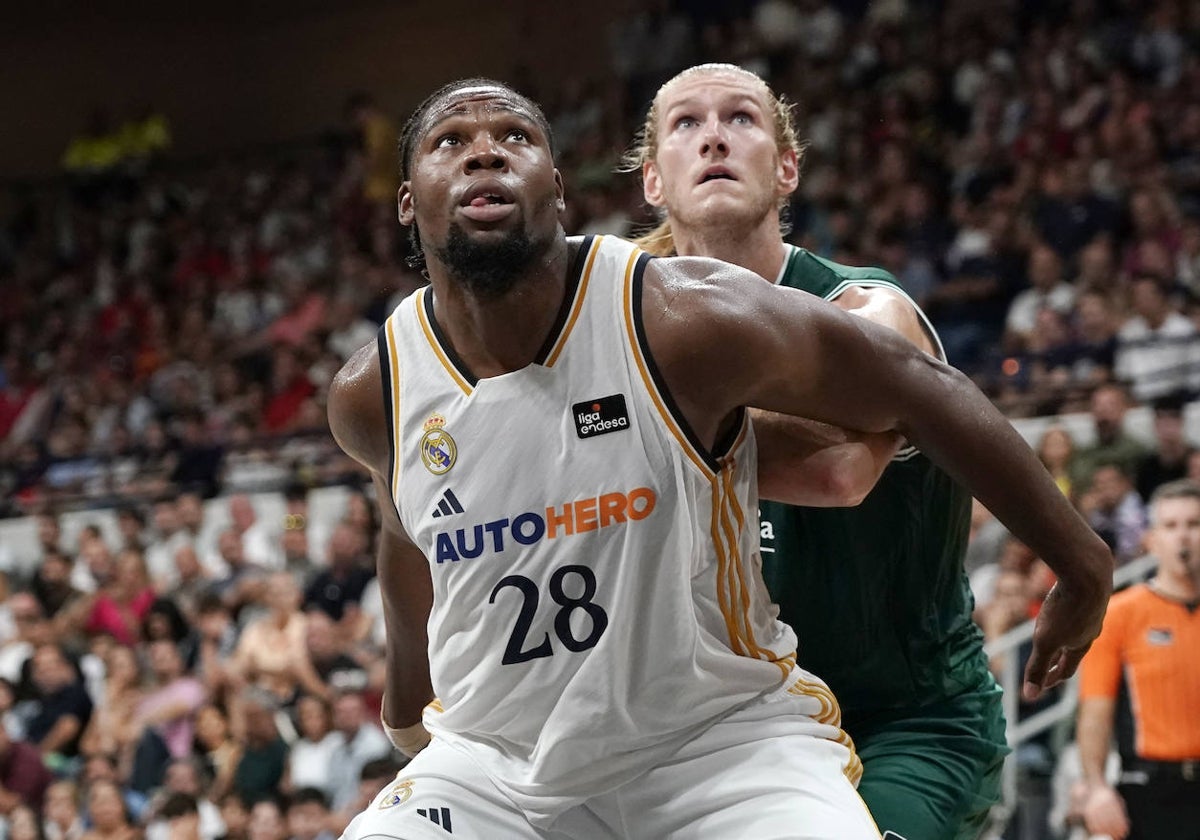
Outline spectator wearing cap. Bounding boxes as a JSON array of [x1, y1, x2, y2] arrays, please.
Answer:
[[1077, 479, 1200, 839], [1136, 393, 1196, 501]]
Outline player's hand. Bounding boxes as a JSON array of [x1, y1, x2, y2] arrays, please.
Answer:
[[1081, 784, 1128, 839], [1022, 579, 1108, 701]]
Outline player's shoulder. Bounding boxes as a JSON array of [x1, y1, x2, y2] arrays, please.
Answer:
[[329, 338, 388, 471], [782, 246, 901, 298]]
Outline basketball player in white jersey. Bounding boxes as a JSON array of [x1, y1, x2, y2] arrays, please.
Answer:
[[329, 79, 1112, 840]]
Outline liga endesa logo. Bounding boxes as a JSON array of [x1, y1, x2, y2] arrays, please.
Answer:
[[433, 486, 656, 564]]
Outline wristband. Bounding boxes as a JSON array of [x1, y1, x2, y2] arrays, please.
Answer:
[[382, 713, 432, 758]]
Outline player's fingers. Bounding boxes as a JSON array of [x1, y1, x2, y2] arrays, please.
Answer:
[[1022, 639, 1054, 700], [1054, 645, 1089, 681]]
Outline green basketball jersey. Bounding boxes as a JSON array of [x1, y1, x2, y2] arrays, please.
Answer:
[[760, 246, 996, 730]]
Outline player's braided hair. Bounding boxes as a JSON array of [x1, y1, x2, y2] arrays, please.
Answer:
[[398, 79, 556, 276], [617, 64, 806, 256]]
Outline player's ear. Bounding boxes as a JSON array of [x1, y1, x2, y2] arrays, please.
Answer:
[[776, 148, 799, 198], [643, 161, 665, 208], [398, 183, 415, 227], [554, 169, 565, 213], [777, 149, 796, 198]]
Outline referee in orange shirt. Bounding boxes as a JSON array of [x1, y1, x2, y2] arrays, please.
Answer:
[[1077, 478, 1200, 839]]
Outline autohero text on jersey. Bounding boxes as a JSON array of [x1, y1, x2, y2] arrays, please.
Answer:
[[434, 486, 657, 564]]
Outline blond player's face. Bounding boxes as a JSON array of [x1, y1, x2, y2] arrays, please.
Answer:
[[1148, 497, 1200, 586], [643, 73, 797, 232]]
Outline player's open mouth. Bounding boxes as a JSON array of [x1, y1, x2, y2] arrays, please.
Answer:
[[698, 167, 736, 184], [459, 184, 517, 222]]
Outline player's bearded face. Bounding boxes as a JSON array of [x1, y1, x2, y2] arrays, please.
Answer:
[[435, 222, 539, 299]]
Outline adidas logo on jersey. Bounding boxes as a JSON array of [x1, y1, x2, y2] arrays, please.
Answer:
[[431, 488, 464, 518], [415, 806, 453, 833]]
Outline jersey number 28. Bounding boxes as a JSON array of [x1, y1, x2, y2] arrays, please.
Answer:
[[488, 564, 609, 665]]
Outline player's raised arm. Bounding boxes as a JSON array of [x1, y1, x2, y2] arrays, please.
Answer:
[[643, 256, 1113, 697], [327, 342, 435, 744]]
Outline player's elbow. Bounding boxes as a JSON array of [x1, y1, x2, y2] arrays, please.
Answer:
[[820, 452, 875, 507]]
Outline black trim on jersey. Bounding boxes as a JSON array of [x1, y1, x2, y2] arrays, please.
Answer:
[[422, 288, 478, 387], [420, 236, 594, 384], [376, 324, 398, 505], [630, 251, 723, 474], [532, 235, 593, 364]]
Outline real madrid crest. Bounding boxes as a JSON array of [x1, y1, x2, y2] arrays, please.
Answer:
[[378, 778, 415, 809], [420, 413, 457, 475]]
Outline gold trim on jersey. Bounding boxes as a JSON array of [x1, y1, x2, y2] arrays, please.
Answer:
[[621, 249, 714, 480], [788, 675, 863, 783], [544, 236, 603, 367], [385, 316, 404, 495], [415, 287, 473, 397]]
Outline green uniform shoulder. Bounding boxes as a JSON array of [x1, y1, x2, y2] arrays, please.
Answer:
[[778, 247, 902, 299]]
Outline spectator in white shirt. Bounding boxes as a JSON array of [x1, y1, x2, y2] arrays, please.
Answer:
[[1115, 272, 1200, 401], [1005, 242, 1077, 351]]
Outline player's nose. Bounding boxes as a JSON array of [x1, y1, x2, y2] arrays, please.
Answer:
[[699, 116, 729, 156], [464, 133, 508, 172]]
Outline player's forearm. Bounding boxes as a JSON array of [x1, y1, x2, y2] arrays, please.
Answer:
[[1077, 698, 1117, 788], [895, 357, 1112, 596]]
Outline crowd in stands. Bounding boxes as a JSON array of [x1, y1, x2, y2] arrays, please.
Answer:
[[1, 0, 1200, 838]]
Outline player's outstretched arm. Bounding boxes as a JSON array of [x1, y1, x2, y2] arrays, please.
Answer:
[[643, 257, 1113, 696], [328, 343, 435, 739]]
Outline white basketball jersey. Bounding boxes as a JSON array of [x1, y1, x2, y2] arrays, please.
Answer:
[[379, 235, 798, 825]]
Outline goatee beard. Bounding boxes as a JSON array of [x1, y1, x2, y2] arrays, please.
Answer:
[[436, 223, 540, 299]]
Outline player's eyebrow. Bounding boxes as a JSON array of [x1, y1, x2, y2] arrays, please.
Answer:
[[420, 97, 541, 140]]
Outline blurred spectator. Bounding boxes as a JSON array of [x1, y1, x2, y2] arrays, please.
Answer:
[[79, 779, 138, 840], [0, 595, 49, 687], [0, 722, 54, 813], [25, 644, 93, 761], [1136, 392, 1196, 501], [8, 803, 43, 840], [1004, 243, 1077, 353], [32, 552, 84, 621], [230, 692, 287, 804], [231, 574, 324, 704], [79, 646, 144, 766], [302, 525, 371, 625], [324, 693, 391, 811], [323, 297, 376, 366], [225, 498, 281, 573], [42, 779, 84, 840], [1115, 273, 1200, 402], [192, 707, 239, 804], [283, 697, 336, 801], [1036, 424, 1078, 500], [83, 549, 156, 646], [302, 611, 366, 697], [150, 793, 200, 840], [329, 758, 398, 835], [208, 533, 266, 620], [246, 797, 287, 840], [284, 788, 333, 840], [1080, 463, 1149, 565], [144, 760, 224, 840], [343, 93, 399, 206], [215, 793, 248, 840], [127, 640, 207, 791], [1072, 384, 1148, 489]]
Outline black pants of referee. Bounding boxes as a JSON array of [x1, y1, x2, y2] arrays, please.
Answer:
[[1119, 760, 1200, 840]]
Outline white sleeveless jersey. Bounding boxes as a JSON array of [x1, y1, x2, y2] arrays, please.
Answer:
[[379, 235, 798, 824]]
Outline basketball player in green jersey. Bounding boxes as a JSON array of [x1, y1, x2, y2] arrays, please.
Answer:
[[630, 63, 1010, 840]]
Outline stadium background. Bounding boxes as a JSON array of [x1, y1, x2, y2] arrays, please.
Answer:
[[2, 1, 1198, 838]]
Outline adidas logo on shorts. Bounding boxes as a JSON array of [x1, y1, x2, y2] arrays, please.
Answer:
[[415, 806, 453, 833]]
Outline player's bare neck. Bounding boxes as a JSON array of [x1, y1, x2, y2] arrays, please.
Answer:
[[428, 236, 572, 378], [672, 220, 787, 283]]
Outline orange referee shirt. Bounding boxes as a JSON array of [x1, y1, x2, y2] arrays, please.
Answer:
[[1079, 583, 1200, 760]]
